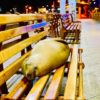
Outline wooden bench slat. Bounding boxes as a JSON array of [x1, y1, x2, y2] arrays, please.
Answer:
[[25, 74, 50, 100], [64, 44, 78, 100], [7, 74, 23, 91], [44, 65, 65, 99], [40, 96, 64, 100], [6, 77, 29, 99], [0, 21, 48, 42], [63, 23, 69, 28], [69, 23, 75, 32], [1, 39, 21, 50], [0, 51, 31, 86], [73, 23, 78, 31], [0, 14, 46, 25], [0, 30, 48, 64], [18, 96, 64, 100], [66, 23, 73, 32]]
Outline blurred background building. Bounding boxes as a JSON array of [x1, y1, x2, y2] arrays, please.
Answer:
[[0, 0, 99, 19]]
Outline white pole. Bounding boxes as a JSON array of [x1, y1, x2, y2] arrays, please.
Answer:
[[68, 0, 77, 20], [60, 0, 66, 14]]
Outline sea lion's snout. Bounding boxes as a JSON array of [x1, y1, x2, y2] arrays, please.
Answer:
[[22, 60, 36, 80], [26, 73, 34, 80]]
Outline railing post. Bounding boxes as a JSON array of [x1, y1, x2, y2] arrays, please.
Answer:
[[19, 22, 32, 55], [77, 49, 85, 100]]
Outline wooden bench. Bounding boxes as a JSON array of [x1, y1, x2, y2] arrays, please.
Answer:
[[60, 13, 81, 44], [46, 13, 61, 38], [0, 14, 85, 100]]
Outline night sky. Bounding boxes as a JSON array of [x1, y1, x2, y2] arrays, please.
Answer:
[[0, 0, 53, 13], [90, 0, 100, 10], [0, 0, 100, 13]]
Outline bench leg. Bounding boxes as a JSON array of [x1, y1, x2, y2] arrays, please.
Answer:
[[75, 30, 80, 43]]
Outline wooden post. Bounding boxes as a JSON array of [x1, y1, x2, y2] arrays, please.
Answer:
[[77, 49, 85, 100], [19, 22, 32, 55]]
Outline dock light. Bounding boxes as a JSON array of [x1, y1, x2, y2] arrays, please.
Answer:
[[29, 6, 32, 10], [94, 2, 96, 4], [81, 1, 85, 4], [57, 0, 60, 3], [0, 6, 2, 12]]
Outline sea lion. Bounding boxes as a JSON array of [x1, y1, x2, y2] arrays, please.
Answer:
[[21, 38, 70, 80]]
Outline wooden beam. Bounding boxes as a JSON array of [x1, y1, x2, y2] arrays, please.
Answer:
[[0, 14, 46, 25], [44, 66, 65, 99], [25, 74, 50, 100], [64, 44, 78, 100], [0, 30, 48, 64], [0, 21, 48, 43]]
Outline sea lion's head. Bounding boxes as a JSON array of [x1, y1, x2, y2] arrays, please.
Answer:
[[21, 57, 37, 80]]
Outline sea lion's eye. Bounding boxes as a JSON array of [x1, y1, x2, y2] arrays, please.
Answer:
[[27, 73, 31, 77], [26, 63, 32, 67], [34, 66, 37, 70]]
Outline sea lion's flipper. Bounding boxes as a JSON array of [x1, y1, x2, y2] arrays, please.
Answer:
[[48, 37, 68, 45], [40, 38, 68, 45], [55, 39, 68, 45], [51, 38, 68, 45]]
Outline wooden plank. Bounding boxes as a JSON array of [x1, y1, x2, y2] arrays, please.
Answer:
[[1, 39, 20, 50], [64, 44, 78, 100], [73, 23, 78, 32], [7, 74, 23, 90], [0, 30, 48, 64], [5, 77, 29, 99], [0, 14, 46, 25], [0, 51, 30, 86], [69, 23, 75, 32], [0, 21, 48, 42], [44, 66, 65, 99], [16, 96, 64, 100], [66, 23, 73, 32], [25, 74, 50, 100], [40, 96, 64, 100]]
